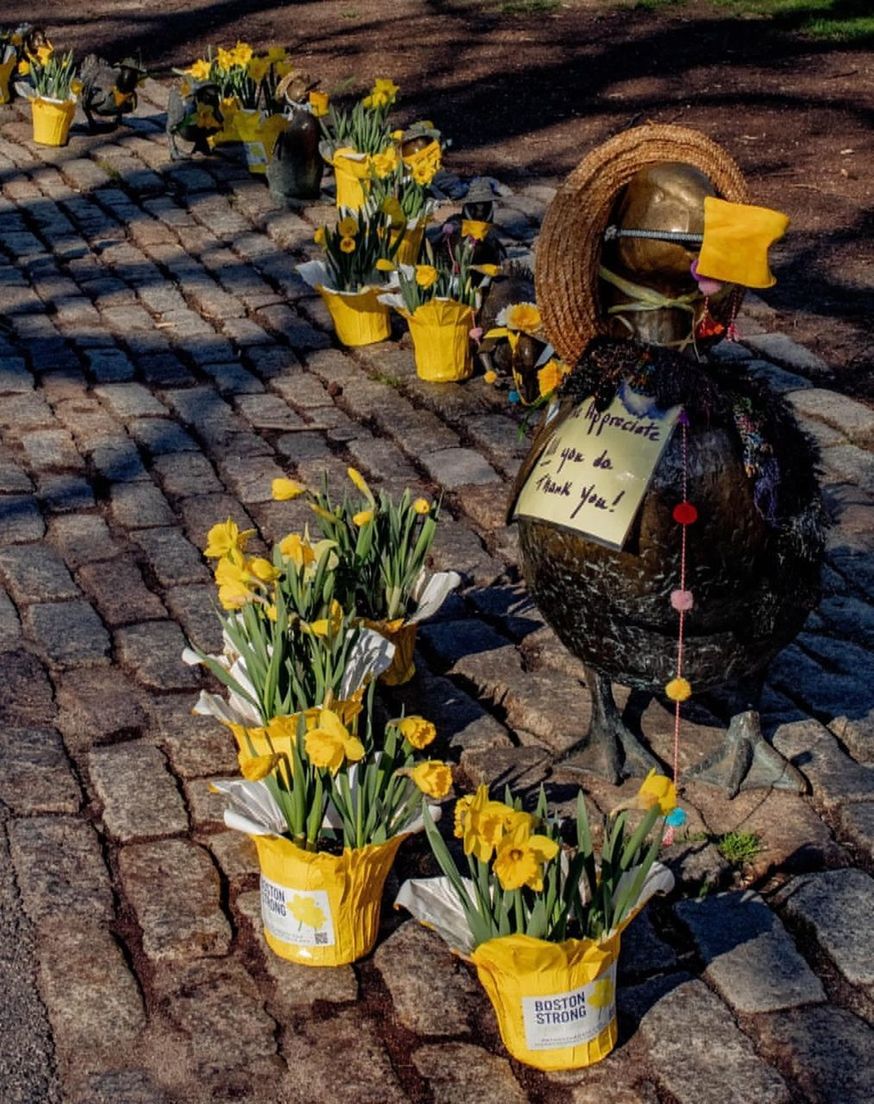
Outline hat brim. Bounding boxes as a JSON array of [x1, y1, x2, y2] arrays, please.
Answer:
[[535, 124, 750, 365]]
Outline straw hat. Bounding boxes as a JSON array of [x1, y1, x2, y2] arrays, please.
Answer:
[[535, 124, 750, 365]]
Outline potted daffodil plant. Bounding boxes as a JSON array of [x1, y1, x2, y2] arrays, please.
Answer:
[[319, 76, 399, 210], [380, 234, 480, 382], [396, 773, 677, 1070], [185, 512, 453, 966], [297, 208, 400, 346], [16, 42, 81, 147], [272, 466, 460, 685]]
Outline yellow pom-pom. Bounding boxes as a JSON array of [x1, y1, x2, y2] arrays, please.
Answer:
[[665, 677, 692, 703]]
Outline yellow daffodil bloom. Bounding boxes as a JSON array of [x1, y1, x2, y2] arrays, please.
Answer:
[[454, 793, 475, 839], [266, 45, 287, 63], [537, 357, 569, 397], [216, 47, 235, 71], [36, 45, 53, 65], [308, 90, 330, 117], [397, 715, 436, 749], [391, 128, 405, 141], [493, 822, 560, 892], [635, 769, 677, 815], [371, 146, 398, 179], [337, 216, 359, 237], [274, 59, 294, 78], [411, 760, 453, 799], [353, 508, 374, 527], [362, 76, 399, 110], [347, 466, 374, 502], [195, 104, 219, 129], [279, 531, 333, 571], [17, 59, 30, 75], [214, 556, 254, 610], [247, 557, 280, 584], [412, 498, 431, 515], [461, 219, 490, 242], [375, 258, 396, 273], [381, 197, 405, 226], [411, 162, 436, 186], [186, 58, 211, 81], [461, 786, 537, 863], [505, 302, 542, 333], [247, 56, 270, 83], [240, 753, 282, 782], [301, 599, 344, 638], [204, 518, 256, 559], [231, 41, 254, 67], [339, 236, 356, 254], [415, 264, 438, 289], [313, 226, 326, 247], [272, 477, 306, 501], [304, 708, 365, 774]]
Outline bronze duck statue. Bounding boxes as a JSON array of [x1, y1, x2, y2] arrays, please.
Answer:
[[510, 126, 826, 797]]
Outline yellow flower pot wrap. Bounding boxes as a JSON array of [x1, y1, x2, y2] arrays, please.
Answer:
[[253, 833, 407, 965], [320, 285, 391, 347], [32, 98, 76, 147], [332, 147, 372, 211], [234, 110, 287, 174], [403, 299, 474, 383], [391, 222, 427, 267], [364, 618, 418, 686], [0, 58, 16, 105], [469, 932, 621, 1071]]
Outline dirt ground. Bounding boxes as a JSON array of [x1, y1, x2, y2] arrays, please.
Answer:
[[8, 0, 873, 397]]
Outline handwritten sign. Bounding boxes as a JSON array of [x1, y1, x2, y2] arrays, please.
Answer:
[[513, 395, 681, 550]]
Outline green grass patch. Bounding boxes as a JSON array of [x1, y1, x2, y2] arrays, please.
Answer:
[[711, 0, 874, 41], [717, 830, 764, 866], [499, 0, 561, 13]]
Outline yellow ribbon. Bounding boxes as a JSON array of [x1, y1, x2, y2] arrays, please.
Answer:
[[598, 266, 703, 350]]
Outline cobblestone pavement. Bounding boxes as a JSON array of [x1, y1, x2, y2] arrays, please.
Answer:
[[1, 85, 873, 1104]]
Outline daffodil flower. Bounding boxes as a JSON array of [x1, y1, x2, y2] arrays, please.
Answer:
[[493, 822, 559, 892], [204, 518, 256, 560], [272, 477, 306, 501], [397, 715, 436, 749], [411, 760, 453, 800]]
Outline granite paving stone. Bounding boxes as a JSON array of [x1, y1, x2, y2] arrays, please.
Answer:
[[782, 868, 874, 987], [20, 428, 83, 471], [36, 473, 96, 513], [157, 957, 279, 1080], [0, 726, 80, 814], [119, 839, 231, 962], [148, 693, 239, 778], [0, 494, 46, 544], [48, 513, 122, 570], [37, 921, 147, 1079], [0, 651, 56, 727], [89, 741, 189, 840], [412, 1044, 528, 1104], [638, 978, 791, 1104], [837, 801, 874, 859], [115, 620, 199, 689], [24, 600, 111, 668], [675, 891, 825, 1012], [132, 525, 211, 586], [0, 543, 81, 604], [752, 1005, 874, 1104], [374, 921, 483, 1037], [9, 817, 114, 925], [164, 583, 224, 654], [54, 667, 150, 751], [0, 588, 21, 650], [280, 1006, 409, 1104], [235, 891, 359, 1010], [108, 480, 177, 529]]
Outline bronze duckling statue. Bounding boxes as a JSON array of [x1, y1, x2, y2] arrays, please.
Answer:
[[510, 125, 826, 797], [79, 55, 145, 132]]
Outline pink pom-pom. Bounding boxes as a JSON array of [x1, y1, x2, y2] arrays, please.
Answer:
[[671, 589, 694, 611]]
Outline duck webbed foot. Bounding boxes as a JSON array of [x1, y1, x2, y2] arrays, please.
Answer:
[[558, 667, 660, 784], [685, 705, 807, 799]]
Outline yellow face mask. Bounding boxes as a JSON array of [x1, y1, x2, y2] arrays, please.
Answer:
[[696, 196, 789, 289]]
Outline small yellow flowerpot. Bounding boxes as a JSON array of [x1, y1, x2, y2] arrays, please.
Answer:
[[319, 285, 390, 347], [403, 299, 474, 383], [391, 222, 427, 267], [364, 618, 418, 686], [31, 98, 76, 147], [0, 58, 16, 105], [233, 109, 286, 175], [253, 833, 407, 965], [469, 932, 620, 1071], [332, 147, 371, 211]]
